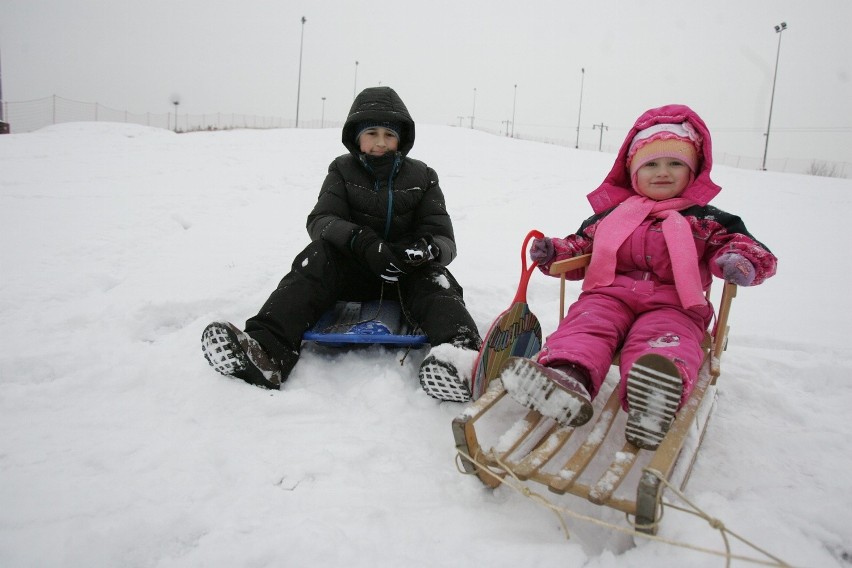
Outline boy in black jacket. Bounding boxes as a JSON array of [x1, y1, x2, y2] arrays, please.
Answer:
[[201, 86, 482, 402]]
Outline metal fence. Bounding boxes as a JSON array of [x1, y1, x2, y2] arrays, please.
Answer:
[[470, 117, 850, 178], [2, 94, 848, 178], [0, 95, 342, 133]]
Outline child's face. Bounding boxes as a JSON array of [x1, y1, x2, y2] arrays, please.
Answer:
[[358, 127, 399, 156], [634, 158, 692, 200]]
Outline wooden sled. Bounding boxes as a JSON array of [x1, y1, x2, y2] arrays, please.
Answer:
[[452, 254, 737, 534]]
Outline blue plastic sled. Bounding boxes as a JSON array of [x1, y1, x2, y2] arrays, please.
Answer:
[[302, 300, 428, 348]]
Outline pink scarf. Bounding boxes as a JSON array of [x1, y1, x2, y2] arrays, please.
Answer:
[[583, 196, 707, 309]]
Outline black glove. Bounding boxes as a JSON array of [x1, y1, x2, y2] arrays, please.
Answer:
[[400, 234, 440, 267], [350, 227, 408, 283]]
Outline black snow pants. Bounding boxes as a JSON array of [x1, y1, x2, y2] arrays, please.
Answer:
[[244, 240, 481, 374]]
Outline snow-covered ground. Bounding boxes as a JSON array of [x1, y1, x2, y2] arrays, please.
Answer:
[[1, 122, 850, 567]]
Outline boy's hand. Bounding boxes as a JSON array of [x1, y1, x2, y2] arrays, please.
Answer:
[[351, 227, 408, 282], [401, 234, 440, 266], [530, 237, 554, 265], [715, 253, 755, 286]]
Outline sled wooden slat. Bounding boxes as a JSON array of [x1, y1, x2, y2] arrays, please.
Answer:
[[498, 410, 556, 468], [509, 422, 574, 479], [588, 442, 640, 505], [452, 381, 509, 488], [710, 282, 736, 380], [635, 357, 716, 528], [555, 254, 592, 320], [452, 252, 738, 534], [549, 391, 622, 492]]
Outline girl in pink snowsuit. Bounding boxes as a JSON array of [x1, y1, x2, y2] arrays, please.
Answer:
[[499, 104, 777, 450]]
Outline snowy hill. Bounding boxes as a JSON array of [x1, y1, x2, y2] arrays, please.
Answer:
[[1, 123, 850, 567]]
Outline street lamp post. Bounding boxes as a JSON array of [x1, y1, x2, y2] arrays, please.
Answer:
[[511, 84, 517, 138], [171, 98, 180, 133], [761, 21, 787, 171], [321, 97, 326, 128], [295, 16, 306, 128], [593, 122, 608, 151], [575, 68, 585, 149], [0, 44, 6, 128]]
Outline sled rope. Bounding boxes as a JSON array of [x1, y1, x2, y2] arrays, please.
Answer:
[[453, 447, 572, 537], [643, 468, 791, 567], [454, 449, 794, 567], [313, 283, 422, 366], [317, 286, 387, 334], [320, 283, 412, 333], [394, 282, 424, 336], [394, 283, 424, 366]]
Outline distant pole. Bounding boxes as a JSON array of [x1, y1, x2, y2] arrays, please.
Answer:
[[575, 67, 585, 149], [761, 21, 788, 171], [172, 99, 180, 132], [593, 122, 608, 151], [353, 61, 359, 99], [295, 16, 306, 128], [471, 87, 477, 129], [511, 84, 517, 138], [321, 96, 326, 128], [0, 44, 5, 122], [0, 45, 7, 133]]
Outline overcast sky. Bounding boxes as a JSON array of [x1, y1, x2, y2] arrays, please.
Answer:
[[2, 0, 851, 164]]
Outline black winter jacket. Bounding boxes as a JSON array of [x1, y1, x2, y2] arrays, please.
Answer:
[[306, 87, 457, 265]]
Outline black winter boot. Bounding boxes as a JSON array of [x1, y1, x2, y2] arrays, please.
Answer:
[[201, 321, 295, 390], [418, 343, 478, 402]]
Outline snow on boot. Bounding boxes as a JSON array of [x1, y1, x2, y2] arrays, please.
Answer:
[[201, 321, 285, 390], [624, 354, 683, 450], [499, 357, 593, 427], [418, 344, 478, 402]]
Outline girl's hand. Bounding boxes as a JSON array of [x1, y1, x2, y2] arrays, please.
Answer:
[[715, 253, 755, 286], [530, 237, 555, 265]]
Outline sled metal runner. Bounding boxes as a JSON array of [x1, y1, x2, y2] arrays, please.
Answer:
[[452, 254, 737, 534]]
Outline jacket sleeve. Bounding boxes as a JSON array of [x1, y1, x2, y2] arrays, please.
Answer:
[[700, 208, 778, 286], [306, 160, 362, 252], [536, 214, 598, 278], [409, 166, 457, 266]]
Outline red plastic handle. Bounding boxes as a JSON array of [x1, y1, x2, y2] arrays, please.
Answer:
[[512, 229, 544, 303]]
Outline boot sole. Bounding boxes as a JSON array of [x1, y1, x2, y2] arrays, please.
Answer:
[[500, 357, 593, 427], [625, 354, 683, 450], [419, 355, 471, 402]]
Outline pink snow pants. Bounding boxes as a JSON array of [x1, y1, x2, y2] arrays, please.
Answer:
[[537, 274, 714, 410]]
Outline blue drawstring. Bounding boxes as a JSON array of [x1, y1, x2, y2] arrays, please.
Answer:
[[383, 153, 401, 238]]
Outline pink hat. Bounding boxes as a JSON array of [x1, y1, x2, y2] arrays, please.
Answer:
[[626, 122, 702, 178]]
